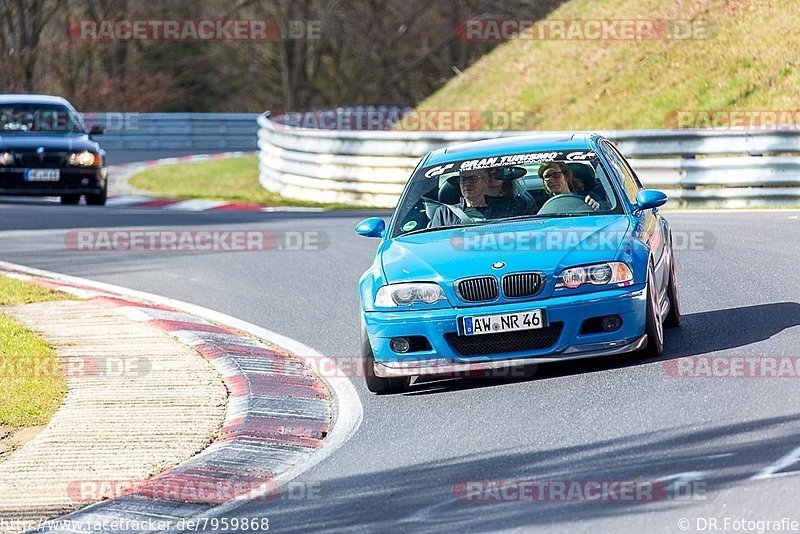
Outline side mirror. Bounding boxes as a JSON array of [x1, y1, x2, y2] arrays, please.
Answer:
[[355, 217, 386, 238], [634, 189, 668, 212], [89, 125, 105, 135]]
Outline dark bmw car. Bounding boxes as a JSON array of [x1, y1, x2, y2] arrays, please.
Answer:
[[0, 94, 107, 205]]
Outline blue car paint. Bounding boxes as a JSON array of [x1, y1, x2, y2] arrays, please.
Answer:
[[357, 133, 673, 370]]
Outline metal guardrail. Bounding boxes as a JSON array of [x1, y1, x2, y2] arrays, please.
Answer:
[[81, 113, 259, 151], [258, 109, 800, 208]]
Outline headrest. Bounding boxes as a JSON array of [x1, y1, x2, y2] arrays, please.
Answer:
[[566, 162, 598, 192], [438, 177, 461, 204], [490, 166, 526, 181]]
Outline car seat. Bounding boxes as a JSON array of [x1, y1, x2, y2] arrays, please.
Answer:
[[566, 162, 606, 202], [438, 177, 462, 204]]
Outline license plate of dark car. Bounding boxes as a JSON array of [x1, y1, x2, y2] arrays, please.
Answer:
[[24, 169, 60, 182], [460, 309, 546, 336]]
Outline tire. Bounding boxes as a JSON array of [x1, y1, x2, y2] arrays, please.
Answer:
[[86, 189, 107, 206], [361, 324, 409, 394], [642, 262, 665, 357], [664, 248, 681, 328], [60, 194, 80, 205]]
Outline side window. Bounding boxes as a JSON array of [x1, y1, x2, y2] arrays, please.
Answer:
[[600, 141, 641, 204]]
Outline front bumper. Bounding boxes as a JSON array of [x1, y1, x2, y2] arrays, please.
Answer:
[[374, 334, 647, 378], [364, 285, 648, 378], [0, 167, 106, 196]]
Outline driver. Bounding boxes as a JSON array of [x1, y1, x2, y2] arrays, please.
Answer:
[[538, 162, 601, 211], [428, 169, 493, 228]]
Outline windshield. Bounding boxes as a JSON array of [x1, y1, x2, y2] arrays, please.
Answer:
[[0, 104, 85, 134], [391, 149, 623, 237]]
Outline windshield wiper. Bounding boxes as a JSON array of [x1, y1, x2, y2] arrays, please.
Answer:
[[401, 222, 478, 237], [490, 214, 556, 223], [546, 212, 598, 218]]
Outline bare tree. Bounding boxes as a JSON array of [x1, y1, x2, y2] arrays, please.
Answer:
[[0, 0, 566, 110], [0, 0, 63, 91]]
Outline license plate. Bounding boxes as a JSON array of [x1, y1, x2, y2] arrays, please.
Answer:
[[460, 309, 546, 336], [25, 169, 60, 182]]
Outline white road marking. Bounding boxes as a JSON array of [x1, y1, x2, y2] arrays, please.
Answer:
[[751, 445, 800, 480], [114, 306, 161, 322], [105, 195, 154, 207], [52, 286, 109, 299], [399, 497, 461, 524], [162, 199, 230, 211]]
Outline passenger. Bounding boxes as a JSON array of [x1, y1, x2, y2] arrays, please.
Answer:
[[428, 170, 493, 228], [538, 162, 603, 211]]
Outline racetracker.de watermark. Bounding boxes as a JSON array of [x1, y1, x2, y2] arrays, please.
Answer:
[[0, 354, 151, 379], [450, 230, 715, 252], [0, 109, 138, 133], [454, 19, 716, 41], [453, 479, 706, 502], [273, 109, 528, 131], [67, 479, 323, 504], [64, 230, 328, 253], [81, 112, 140, 132], [298, 355, 535, 379], [68, 19, 320, 41], [665, 356, 800, 378], [666, 110, 800, 131]]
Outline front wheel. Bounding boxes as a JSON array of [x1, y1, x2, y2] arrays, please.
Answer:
[[361, 324, 409, 394], [642, 262, 665, 357], [86, 189, 107, 206], [664, 249, 681, 328]]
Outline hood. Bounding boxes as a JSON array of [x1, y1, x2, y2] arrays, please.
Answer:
[[0, 133, 99, 152], [381, 215, 632, 285]]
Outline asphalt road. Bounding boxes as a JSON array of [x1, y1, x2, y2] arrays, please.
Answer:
[[1, 198, 799, 533]]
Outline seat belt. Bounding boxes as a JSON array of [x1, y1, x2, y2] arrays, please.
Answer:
[[445, 203, 475, 224]]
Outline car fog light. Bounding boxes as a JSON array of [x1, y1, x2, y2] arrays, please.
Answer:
[[81, 178, 89, 186], [602, 315, 622, 332], [390, 337, 411, 353]]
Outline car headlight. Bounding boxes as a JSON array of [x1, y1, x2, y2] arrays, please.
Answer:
[[556, 262, 633, 289], [0, 152, 14, 166], [375, 283, 447, 307], [68, 151, 100, 167]]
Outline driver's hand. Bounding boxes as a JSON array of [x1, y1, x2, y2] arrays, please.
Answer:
[[584, 195, 600, 211]]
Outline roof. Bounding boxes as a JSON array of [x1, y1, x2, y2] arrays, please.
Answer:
[[423, 132, 600, 167], [0, 94, 74, 108]]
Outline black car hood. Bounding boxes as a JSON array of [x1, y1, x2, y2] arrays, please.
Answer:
[[0, 133, 100, 152]]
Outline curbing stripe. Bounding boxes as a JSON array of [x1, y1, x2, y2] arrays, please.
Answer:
[[0, 261, 363, 533], [103, 195, 325, 213]]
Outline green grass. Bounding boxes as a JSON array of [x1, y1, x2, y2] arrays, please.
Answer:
[[129, 156, 358, 209], [0, 275, 73, 306], [416, 0, 797, 130], [0, 275, 70, 428]]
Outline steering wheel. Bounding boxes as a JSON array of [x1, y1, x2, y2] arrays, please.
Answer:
[[537, 193, 594, 215]]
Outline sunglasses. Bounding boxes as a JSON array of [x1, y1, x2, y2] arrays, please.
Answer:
[[459, 175, 482, 183], [542, 171, 563, 182]]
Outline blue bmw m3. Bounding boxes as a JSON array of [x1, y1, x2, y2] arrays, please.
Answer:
[[356, 133, 680, 393]]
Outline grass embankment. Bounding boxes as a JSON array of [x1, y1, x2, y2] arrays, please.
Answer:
[[129, 156, 356, 209], [0, 275, 71, 429], [417, 0, 794, 130]]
